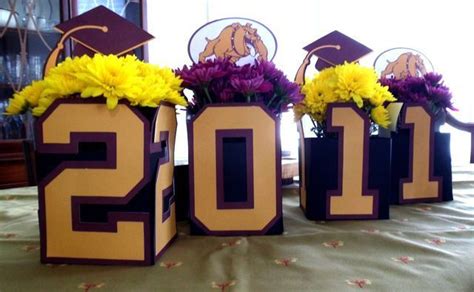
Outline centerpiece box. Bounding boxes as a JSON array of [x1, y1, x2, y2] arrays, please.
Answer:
[[177, 58, 302, 235], [381, 74, 454, 204], [390, 126, 452, 204], [301, 105, 391, 220], [188, 103, 282, 235], [5, 6, 187, 265], [294, 60, 396, 220], [35, 99, 179, 265]]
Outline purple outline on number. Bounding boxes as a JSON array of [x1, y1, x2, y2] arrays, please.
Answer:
[[325, 103, 379, 219], [398, 103, 442, 204], [215, 129, 254, 209], [188, 103, 282, 235], [154, 130, 176, 222], [149, 103, 178, 260], [36, 98, 153, 266]]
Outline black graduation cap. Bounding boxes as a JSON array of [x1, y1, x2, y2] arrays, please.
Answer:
[[55, 5, 154, 56], [303, 30, 372, 71]]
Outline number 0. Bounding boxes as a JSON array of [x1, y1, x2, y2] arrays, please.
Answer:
[[189, 104, 281, 235]]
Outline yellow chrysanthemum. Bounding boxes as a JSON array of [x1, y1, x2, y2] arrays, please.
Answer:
[[370, 105, 391, 128], [135, 64, 187, 107], [295, 62, 397, 128], [5, 54, 186, 116], [42, 73, 85, 100], [370, 84, 396, 107], [5, 93, 28, 115], [5, 81, 45, 115], [46, 55, 92, 78], [298, 69, 339, 123], [32, 97, 55, 117], [76, 54, 141, 109], [293, 103, 307, 122], [317, 67, 338, 90], [19, 80, 46, 107], [334, 62, 378, 108]]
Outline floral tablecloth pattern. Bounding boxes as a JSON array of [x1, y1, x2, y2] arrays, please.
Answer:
[[1, 166, 473, 291]]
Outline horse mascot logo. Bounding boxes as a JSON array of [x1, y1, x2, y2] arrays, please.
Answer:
[[198, 22, 268, 63]]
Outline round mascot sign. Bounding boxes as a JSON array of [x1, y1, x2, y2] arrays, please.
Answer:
[[188, 17, 277, 66]]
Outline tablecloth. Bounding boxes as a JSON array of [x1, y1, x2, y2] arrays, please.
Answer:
[[1, 166, 473, 291]]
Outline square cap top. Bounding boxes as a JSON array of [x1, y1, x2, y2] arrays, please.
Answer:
[[303, 30, 372, 71], [55, 5, 154, 56]]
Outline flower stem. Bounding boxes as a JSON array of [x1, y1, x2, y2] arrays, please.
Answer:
[[203, 87, 212, 104], [266, 94, 278, 108], [310, 117, 319, 136], [273, 99, 285, 112]]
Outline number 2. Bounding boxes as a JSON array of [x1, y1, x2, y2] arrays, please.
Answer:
[[153, 104, 177, 258], [37, 100, 177, 264]]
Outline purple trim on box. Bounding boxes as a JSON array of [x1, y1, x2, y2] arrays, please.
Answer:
[[154, 233, 178, 261], [325, 103, 379, 219], [215, 129, 254, 209], [188, 103, 282, 235], [398, 103, 442, 204], [36, 98, 153, 265], [151, 103, 178, 257], [40, 214, 151, 266], [150, 140, 163, 154], [159, 132, 170, 163], [155, 131, 174, 222], [296, 121, 306, 211], [162, 185, 174, 222]]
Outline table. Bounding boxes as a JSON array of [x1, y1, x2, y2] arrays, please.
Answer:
[[1, 166, 473, 291]]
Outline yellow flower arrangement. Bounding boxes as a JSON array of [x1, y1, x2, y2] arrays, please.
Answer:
[[294, 62, 396, 133], [5, 54, 187, 117]]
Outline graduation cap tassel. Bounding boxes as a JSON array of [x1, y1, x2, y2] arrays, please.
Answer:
[[295, 44, 341, 85], [43, 25, 108, 76]]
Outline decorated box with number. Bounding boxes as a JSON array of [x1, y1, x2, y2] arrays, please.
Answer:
[[35, 99, 179, 265], [389, 104, 453, 204], [2, 6, 188, 265], [177, 26, 302, 235], [300, 104, 391, 220], [187, 104, 283, 235], [379, 71, 455, 204], [293, 50, 397, 220]]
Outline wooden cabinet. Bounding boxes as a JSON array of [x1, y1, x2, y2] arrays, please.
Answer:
[[0, 139, 36, 189]]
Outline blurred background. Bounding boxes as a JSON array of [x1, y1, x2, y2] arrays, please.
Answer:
[[1, 0, 473, 188]]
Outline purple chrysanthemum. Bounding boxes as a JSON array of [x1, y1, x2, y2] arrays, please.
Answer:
[[176, 59, 302, 115], [175, 58, 234, 87], [380, 72, 456, 113]]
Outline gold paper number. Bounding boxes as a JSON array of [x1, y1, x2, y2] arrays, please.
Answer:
[[328, 105, 375, 217], [40, 103, 147, 261], [401, 105, 440, 201], [190, 105, 279, 232], [153, 104, 177, 257]]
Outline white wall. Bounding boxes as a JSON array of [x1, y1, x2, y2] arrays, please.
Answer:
[[147, 0, 474, 164]]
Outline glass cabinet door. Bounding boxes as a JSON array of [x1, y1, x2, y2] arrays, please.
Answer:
[[0, 0, 64, 140]]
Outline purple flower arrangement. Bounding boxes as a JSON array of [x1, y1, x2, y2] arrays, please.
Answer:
[[176, 58, 303, 115], [380, 73, 456, 118]]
